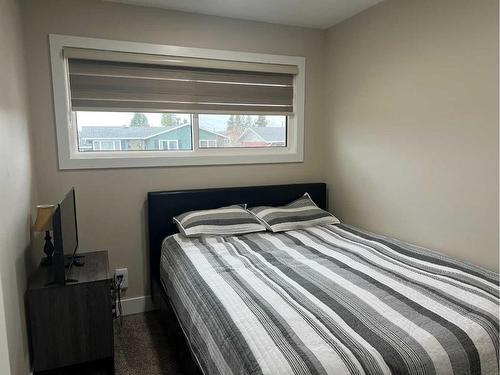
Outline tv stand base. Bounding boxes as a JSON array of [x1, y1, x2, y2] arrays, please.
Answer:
[[28, 251, 114, 373]]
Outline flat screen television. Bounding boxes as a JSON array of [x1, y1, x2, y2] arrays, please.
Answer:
[[52, 188, 81, 284]]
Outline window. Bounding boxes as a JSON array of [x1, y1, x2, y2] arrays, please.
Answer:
[[76, 112, 192, 152], [199, 139, 217, 148], [50, 35, 305, 169], [159, 140, 179, 150], [198, 114, 286, 148], [92, 140, 121, 151]]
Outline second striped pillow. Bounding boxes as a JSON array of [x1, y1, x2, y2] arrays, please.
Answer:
[[249, 193, 340, 232]]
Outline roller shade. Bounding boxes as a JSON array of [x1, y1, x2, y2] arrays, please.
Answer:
[[65, 48, 297, 115]]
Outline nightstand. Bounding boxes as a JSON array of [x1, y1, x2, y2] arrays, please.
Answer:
[[27, 251, 114, 374]]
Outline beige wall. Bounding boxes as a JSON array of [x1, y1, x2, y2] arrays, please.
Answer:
[[0, 0, 37, 373], [324, 0, 499, 271], [19, 0, 499, 309], [21, 0, 327, 298]]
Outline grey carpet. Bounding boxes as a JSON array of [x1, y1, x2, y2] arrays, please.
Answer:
[[40, 310, 201, 374], [114, 310, 201, 375]]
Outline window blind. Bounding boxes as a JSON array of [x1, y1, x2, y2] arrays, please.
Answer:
[[65, 48, 297, 115]]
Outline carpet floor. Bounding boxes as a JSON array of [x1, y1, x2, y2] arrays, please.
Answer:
[[114, 310, 201, 375], [40, 310, 201, 375]]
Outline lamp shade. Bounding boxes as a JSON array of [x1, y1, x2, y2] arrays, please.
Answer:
[[33, 205, 55, 232]]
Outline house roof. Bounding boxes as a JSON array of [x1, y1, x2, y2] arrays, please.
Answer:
[[79, 125, 182, 140], [79, 125, 229, 140], [238, 127, 286, 143]]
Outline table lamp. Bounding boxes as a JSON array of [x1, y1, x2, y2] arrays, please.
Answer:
[[33, 205, 55, 266]]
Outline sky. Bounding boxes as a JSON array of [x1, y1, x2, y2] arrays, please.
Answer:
[[76, 112, 189, 127], [75, 112, 286, 132]]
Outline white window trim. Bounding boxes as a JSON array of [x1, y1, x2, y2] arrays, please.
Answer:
[[159, 139, 179, 150], [49, 34, 305, 169]]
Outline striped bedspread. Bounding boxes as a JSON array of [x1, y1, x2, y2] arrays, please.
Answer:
[[160, 224, 499, 375]]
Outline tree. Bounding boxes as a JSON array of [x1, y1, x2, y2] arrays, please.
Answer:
[[227, 115, 236, 129], [234, 115, 243, 127], [255, 115, 268, 127], [130, 113, 149, 127], [243, 115, 253, 128], [225, 114, 245, 144], [161, 113, 178, 127]]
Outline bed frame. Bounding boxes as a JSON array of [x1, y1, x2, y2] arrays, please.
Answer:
[[147, 182, 327, 304]]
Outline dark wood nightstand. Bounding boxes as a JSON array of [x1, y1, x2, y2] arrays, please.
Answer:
[[27, 251, 114, 374]]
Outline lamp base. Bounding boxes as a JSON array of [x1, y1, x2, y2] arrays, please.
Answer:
[[40, 231, 55, 267]]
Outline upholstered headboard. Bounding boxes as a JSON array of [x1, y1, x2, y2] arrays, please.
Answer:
[[147, 183, 327, 287]]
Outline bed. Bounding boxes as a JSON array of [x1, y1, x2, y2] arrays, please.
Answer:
[[147, 183, 499, 375]]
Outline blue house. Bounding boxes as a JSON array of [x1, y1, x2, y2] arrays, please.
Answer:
[[78, 125, 228, 151]]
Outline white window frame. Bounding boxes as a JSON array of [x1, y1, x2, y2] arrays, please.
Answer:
[[49, 34, 305, 169], [159, 139, 179, 150], [199, 139, 217, 148]]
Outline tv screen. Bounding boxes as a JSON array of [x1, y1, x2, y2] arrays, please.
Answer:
[[59, 188, 78, 257], [52, 188, 80, 284]]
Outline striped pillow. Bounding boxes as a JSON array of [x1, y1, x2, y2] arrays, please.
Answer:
[[173, 205, 266, 237], [249, 193, 340, 232]]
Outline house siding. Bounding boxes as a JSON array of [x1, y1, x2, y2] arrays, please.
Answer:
[[79, 126, 227, 151], [199, 128, 226, 147], [146, 126, 192, 150]]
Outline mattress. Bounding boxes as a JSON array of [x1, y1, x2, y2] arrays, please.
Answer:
[[160, 224, 499, 375]]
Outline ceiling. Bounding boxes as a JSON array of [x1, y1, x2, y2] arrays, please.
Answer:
[[106, 0, 383, 29]]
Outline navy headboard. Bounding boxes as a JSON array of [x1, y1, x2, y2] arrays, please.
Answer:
[[147, 183, 327, 284]]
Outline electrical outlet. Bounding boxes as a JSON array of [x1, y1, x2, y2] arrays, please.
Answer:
[[114, 268, 128, 289]]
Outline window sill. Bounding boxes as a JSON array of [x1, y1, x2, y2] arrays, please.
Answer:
[[59, 149, 304, 169]]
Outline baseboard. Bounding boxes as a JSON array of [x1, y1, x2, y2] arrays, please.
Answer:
[[120, 295, 155, 316]]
